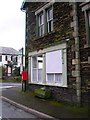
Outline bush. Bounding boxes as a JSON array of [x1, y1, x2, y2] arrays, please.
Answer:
[[14, 76, 21, 82], [34, 87, 51, 99], [13, 67, 20, 76]]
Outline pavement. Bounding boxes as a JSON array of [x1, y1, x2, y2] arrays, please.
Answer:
[[1, 86, 89, 119]]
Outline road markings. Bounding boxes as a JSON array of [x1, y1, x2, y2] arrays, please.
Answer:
[[0, 86, 13, 89]]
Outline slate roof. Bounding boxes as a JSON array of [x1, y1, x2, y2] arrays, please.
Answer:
[[0, 46, 19, 55]]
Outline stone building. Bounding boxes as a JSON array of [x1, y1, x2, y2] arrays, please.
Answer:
[[21, 1, 90, 105]]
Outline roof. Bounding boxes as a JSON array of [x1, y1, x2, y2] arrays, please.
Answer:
[[21, 0, 28, 11], [0, 46, 19, 55]]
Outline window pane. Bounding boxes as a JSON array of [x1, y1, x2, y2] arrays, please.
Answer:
[[55, 73, 62, 83], [38, 13, 44, 36], [39, 25, 44, 36], [47, 73, 54, 83], [47, 8, 53, 20], [51, 20, 53, 31], [0, 56, 2, 62], [32, 57, 37, 68], [32, 69, 37, 82], [88, 11, 90, 26], [47, 7, 53, 33], [88, 11, 90, 45], [38, 69, 43, 83], [48, 20, 53, 32], [38, 14, 44, 26]]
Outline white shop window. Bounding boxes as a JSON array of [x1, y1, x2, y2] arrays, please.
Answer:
[[31, 56, 43, 84], [46, 49, 67, 86]]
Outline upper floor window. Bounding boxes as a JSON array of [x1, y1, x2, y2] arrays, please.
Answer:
[[0, 56, 2, 62], [88, 11, 90, 45], [81, 2, 90, 46], [46, 7, 53, 33], [36, 4, 53, 37], [38, 13, 44, 36]]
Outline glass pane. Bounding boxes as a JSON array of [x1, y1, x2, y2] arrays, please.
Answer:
[[47, 73, 54, 83], [0, 56, 2, 62], [38, 69, 43, 83], [32, 69, 37, 82], [39, 14, 44, 26], [50, 9, 53, 19], [48, 20, 53, 32], [88, 11, 90, 26], [32, 57, 37, 68], [39, 25, 44, 36], [51, 20, 53, 31], [47, 8, 53, 20], [55, 73, 62, 83]]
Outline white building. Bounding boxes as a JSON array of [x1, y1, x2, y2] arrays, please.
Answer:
[[0, 46, 22, 78]]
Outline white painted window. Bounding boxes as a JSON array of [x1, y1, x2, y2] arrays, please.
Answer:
[[47, 73, 62, 84], [29, 44, 67, 87], [88, 11, 90, 45], [38, 13, 44, 36], [47, 73, 54, 83], [46, 50, 62, 73], [88, 11, 90, 26], [32, 56, 43, 83], [37, 5, 53, 36], [0, 56, 2, 62], [55, 73, 62, 83], [47, 7, 53, 33], [46, 49, 67, 86]]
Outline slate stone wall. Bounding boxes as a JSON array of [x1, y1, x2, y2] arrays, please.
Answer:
[[25, 2, 90, 104], [77, 3, 90, 104]]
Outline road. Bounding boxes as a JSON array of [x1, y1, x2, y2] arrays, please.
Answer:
[[0, 83, 41, 119], [0, 83, 21, 89], [2, 100, 37, 119]]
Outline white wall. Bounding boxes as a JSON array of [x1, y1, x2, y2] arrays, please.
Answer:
[[0, 55, 7, 66]]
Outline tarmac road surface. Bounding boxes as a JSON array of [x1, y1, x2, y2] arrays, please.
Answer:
[[2, 100, 37, 119]]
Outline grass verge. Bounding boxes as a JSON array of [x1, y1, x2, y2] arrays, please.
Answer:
[[49, 100, 88, 116]]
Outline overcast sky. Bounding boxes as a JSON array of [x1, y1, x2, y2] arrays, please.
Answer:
[[0, 0, 25, 51]]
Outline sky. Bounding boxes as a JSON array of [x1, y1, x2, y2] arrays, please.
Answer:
[[0, 0, 25, 51]]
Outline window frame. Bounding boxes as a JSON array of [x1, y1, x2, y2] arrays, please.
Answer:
[[31, 55, 43, 84], [81, 2, 90, 47], [0, 56, 2, 62], [38, 12, 44, 36], [36, 3, 54, 37], [46, 6, 53, 33], [87, 10, 90, 45]]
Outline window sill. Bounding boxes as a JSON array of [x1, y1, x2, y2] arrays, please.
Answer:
[[35, 31, 55, 41], [29, 81, 67, 87]]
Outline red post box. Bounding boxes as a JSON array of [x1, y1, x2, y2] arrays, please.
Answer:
[[22, 71, 28, 81]]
